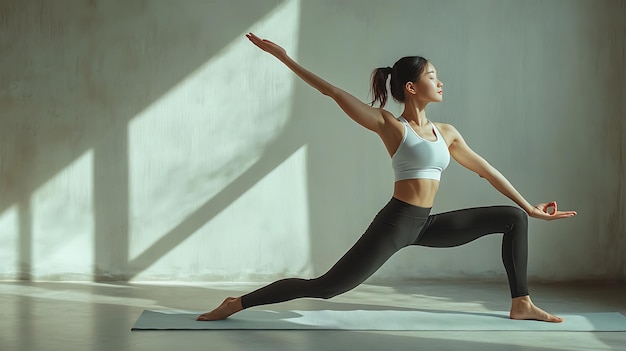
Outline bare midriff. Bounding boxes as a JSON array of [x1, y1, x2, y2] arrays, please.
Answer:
[[393, 178, 440, 208]]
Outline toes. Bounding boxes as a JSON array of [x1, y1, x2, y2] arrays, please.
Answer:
[[540, 310, 563, 323], [550, 315, 564, 323]]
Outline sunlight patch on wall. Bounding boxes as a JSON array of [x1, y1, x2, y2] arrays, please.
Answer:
[[127, 0, 303, 275], [132, 145, 312, 280], [30, 150, 94, 278], [0, 205, 18, 278]]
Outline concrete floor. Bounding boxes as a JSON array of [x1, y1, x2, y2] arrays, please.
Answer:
[[1, 280, 625, 351]]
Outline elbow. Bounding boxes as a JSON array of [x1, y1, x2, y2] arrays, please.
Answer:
[[321, 86, 337, 98], [321, 89, 333, 97], [477, 168, 496, 180], [478, 172, 491, 180], [476, 162, 498, 180]]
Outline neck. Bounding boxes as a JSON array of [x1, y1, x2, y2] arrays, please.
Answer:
[[401, 99, 429, 126]]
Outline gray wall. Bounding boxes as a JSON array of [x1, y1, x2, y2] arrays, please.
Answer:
[[620, 44, 626, 281], [0, 0, 624, 282]]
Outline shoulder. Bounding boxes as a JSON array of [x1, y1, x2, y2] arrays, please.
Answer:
[[377, 108, 404, 130], [376, 109, 405, 143], [433, 122, 462, 145], [432, 122, 457, 133], [379, 108, 400, 122]]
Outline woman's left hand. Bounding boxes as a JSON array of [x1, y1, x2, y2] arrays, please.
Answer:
[[528, 201, 577, 220], [246, 33, 288, 60]]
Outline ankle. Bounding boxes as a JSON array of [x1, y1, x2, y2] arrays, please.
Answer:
[[512, 295, 531, 302], [511, 295, 532, 308], [227, 297, 243, 312]]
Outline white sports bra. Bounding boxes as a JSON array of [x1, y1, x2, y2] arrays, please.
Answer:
[[391, 116, 450, 181]]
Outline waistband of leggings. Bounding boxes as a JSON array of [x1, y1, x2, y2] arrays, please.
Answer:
[[386, 197, 432, 218]]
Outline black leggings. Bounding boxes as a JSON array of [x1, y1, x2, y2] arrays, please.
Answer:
[[240, 197, 529, 309]]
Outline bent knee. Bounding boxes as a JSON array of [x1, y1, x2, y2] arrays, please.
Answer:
[[510, 206, 528, 222], [320, 290, 339, 300], [310, 279, 351, 300], [498, 206, 527, 221], [316, 286, 345, 300], [500, 206, 528, 232]]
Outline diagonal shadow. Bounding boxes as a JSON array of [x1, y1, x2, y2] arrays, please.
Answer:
[[126, 118, 309, 278], [0, 0, 288, 280], [0, 0, 287, 215]]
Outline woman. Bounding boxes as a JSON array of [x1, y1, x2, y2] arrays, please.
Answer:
[[197, 33, 577, 323]]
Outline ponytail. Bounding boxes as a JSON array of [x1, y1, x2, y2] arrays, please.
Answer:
[[370, 66, 393, 108], [369, 56, 429, 108]]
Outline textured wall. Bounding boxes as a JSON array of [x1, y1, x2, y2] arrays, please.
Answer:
[[620, 21, 626, 281], [0, 0, 624, 282], [621, 88, 625, 282]]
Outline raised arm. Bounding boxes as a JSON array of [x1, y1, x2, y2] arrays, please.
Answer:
[[441, 123, 577, 220], [246, 33, 388, 133]]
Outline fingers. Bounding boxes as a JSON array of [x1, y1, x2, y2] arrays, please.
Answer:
[[246, 32, 273, 53], [246, 33, 263, 47], [549, 214, 570, 220], [246, 33, 276, 46], [535, 201, 557, 215], [544, 201, 577, 219], [531, 201, 576, 220], [247, 32, 268, 45], [246, 33, 261, 46], [542, 210, 577, 220], [543, 201, 556, 215], [535, 201, 564, 216]]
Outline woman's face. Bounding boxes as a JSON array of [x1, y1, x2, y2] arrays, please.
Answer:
[[410, 62, 444, 103]]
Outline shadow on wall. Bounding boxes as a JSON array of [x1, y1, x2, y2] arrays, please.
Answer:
[[0, 0, 314, 280]]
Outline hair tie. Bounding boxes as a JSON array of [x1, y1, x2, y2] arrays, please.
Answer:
[[386, 66, 393, 74]]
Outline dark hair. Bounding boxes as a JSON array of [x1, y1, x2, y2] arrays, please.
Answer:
[[369, 56, 430, 108]]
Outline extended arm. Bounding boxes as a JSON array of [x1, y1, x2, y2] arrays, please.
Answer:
[[246, 33, 389, 133], [444, 124, 577, 220]]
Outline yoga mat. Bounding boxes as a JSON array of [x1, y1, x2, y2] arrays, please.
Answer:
[[132, 309, 626, 331]]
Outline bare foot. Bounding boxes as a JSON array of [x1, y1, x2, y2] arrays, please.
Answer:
[[510, 296, 563, 323], [196, 297, 243, 321]]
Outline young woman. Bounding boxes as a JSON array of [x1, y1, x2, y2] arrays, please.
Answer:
[[197, 33, 577, 323]]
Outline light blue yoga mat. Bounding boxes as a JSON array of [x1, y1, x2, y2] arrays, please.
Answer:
[[131, 309, 626, 331]]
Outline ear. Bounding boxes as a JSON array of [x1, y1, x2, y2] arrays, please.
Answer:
[[405, 81, 416, 95]]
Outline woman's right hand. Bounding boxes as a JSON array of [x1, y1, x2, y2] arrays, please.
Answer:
[[246, 33, 287, 59], [528, 201, 577, 221]]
